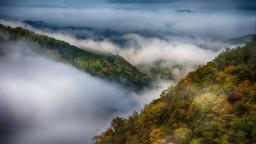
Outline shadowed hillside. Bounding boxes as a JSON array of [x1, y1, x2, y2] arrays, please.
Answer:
[[95, 36, 256, 144]]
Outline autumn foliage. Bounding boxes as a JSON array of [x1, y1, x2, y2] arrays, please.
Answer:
[[95, 36, 256, 144]]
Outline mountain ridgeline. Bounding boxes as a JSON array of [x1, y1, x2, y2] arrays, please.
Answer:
[[23, 20, 186, 81], [0, 24, 152, 89], [95, 36, 256, 144]]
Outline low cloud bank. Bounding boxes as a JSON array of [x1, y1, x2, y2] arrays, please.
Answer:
[[0, 40, 169, 144], [0, 6, 255, 39], [0, 19, 236, 73]]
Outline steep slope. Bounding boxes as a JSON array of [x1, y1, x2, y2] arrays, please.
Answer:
[[0, 24, 151, 89], [95, 36, 256, 144]]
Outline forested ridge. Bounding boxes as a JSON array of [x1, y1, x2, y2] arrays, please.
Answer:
[[0, 24, 152, 89], [95, 36, 256, 144]]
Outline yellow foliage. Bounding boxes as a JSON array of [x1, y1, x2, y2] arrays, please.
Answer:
[[190, 92, 232, 114], [149, 128, 169, 144], [150, 102, 166, 113], [173, 128, 192, 144], [190, 139, 201, 144]]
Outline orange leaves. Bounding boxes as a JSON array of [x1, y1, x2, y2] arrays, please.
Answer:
[[234, 80, 251, 99], [149, 128, 168, 144], [187, 104, 195, 117]]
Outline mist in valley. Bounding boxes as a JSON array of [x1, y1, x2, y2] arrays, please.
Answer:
[[0, 0, 255, 144], [0, 40, 170, 144]]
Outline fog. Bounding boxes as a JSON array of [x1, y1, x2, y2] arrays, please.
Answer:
[[0, 40, 169, 144], [1, 2, 254, 70], [0, 1, 255, 144], [0, 19, 239, 73], [0, 5, 255, 39]]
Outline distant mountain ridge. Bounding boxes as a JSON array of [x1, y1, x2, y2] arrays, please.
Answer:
[[23, 20, 166, 48], [22, 20, 186, 81], [24, 20, 256, 83], [226, 34, 256, 45], [0, 24, 152, 89]]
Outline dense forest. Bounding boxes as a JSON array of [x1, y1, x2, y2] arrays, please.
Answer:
[[0, 24, 152, 89], [95, 36, 256, 144]]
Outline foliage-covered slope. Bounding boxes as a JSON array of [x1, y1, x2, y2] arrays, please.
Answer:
[[95, 36, 256, 144], [0, 24, 151, 89]]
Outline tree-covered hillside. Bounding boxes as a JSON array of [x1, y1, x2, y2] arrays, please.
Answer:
[[0, 24, 152, 89], [95, 36, 256, 144]]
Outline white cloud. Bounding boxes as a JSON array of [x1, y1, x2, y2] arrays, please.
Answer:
[[0, 40, 168, 144], [0, 19, 234, 65]]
